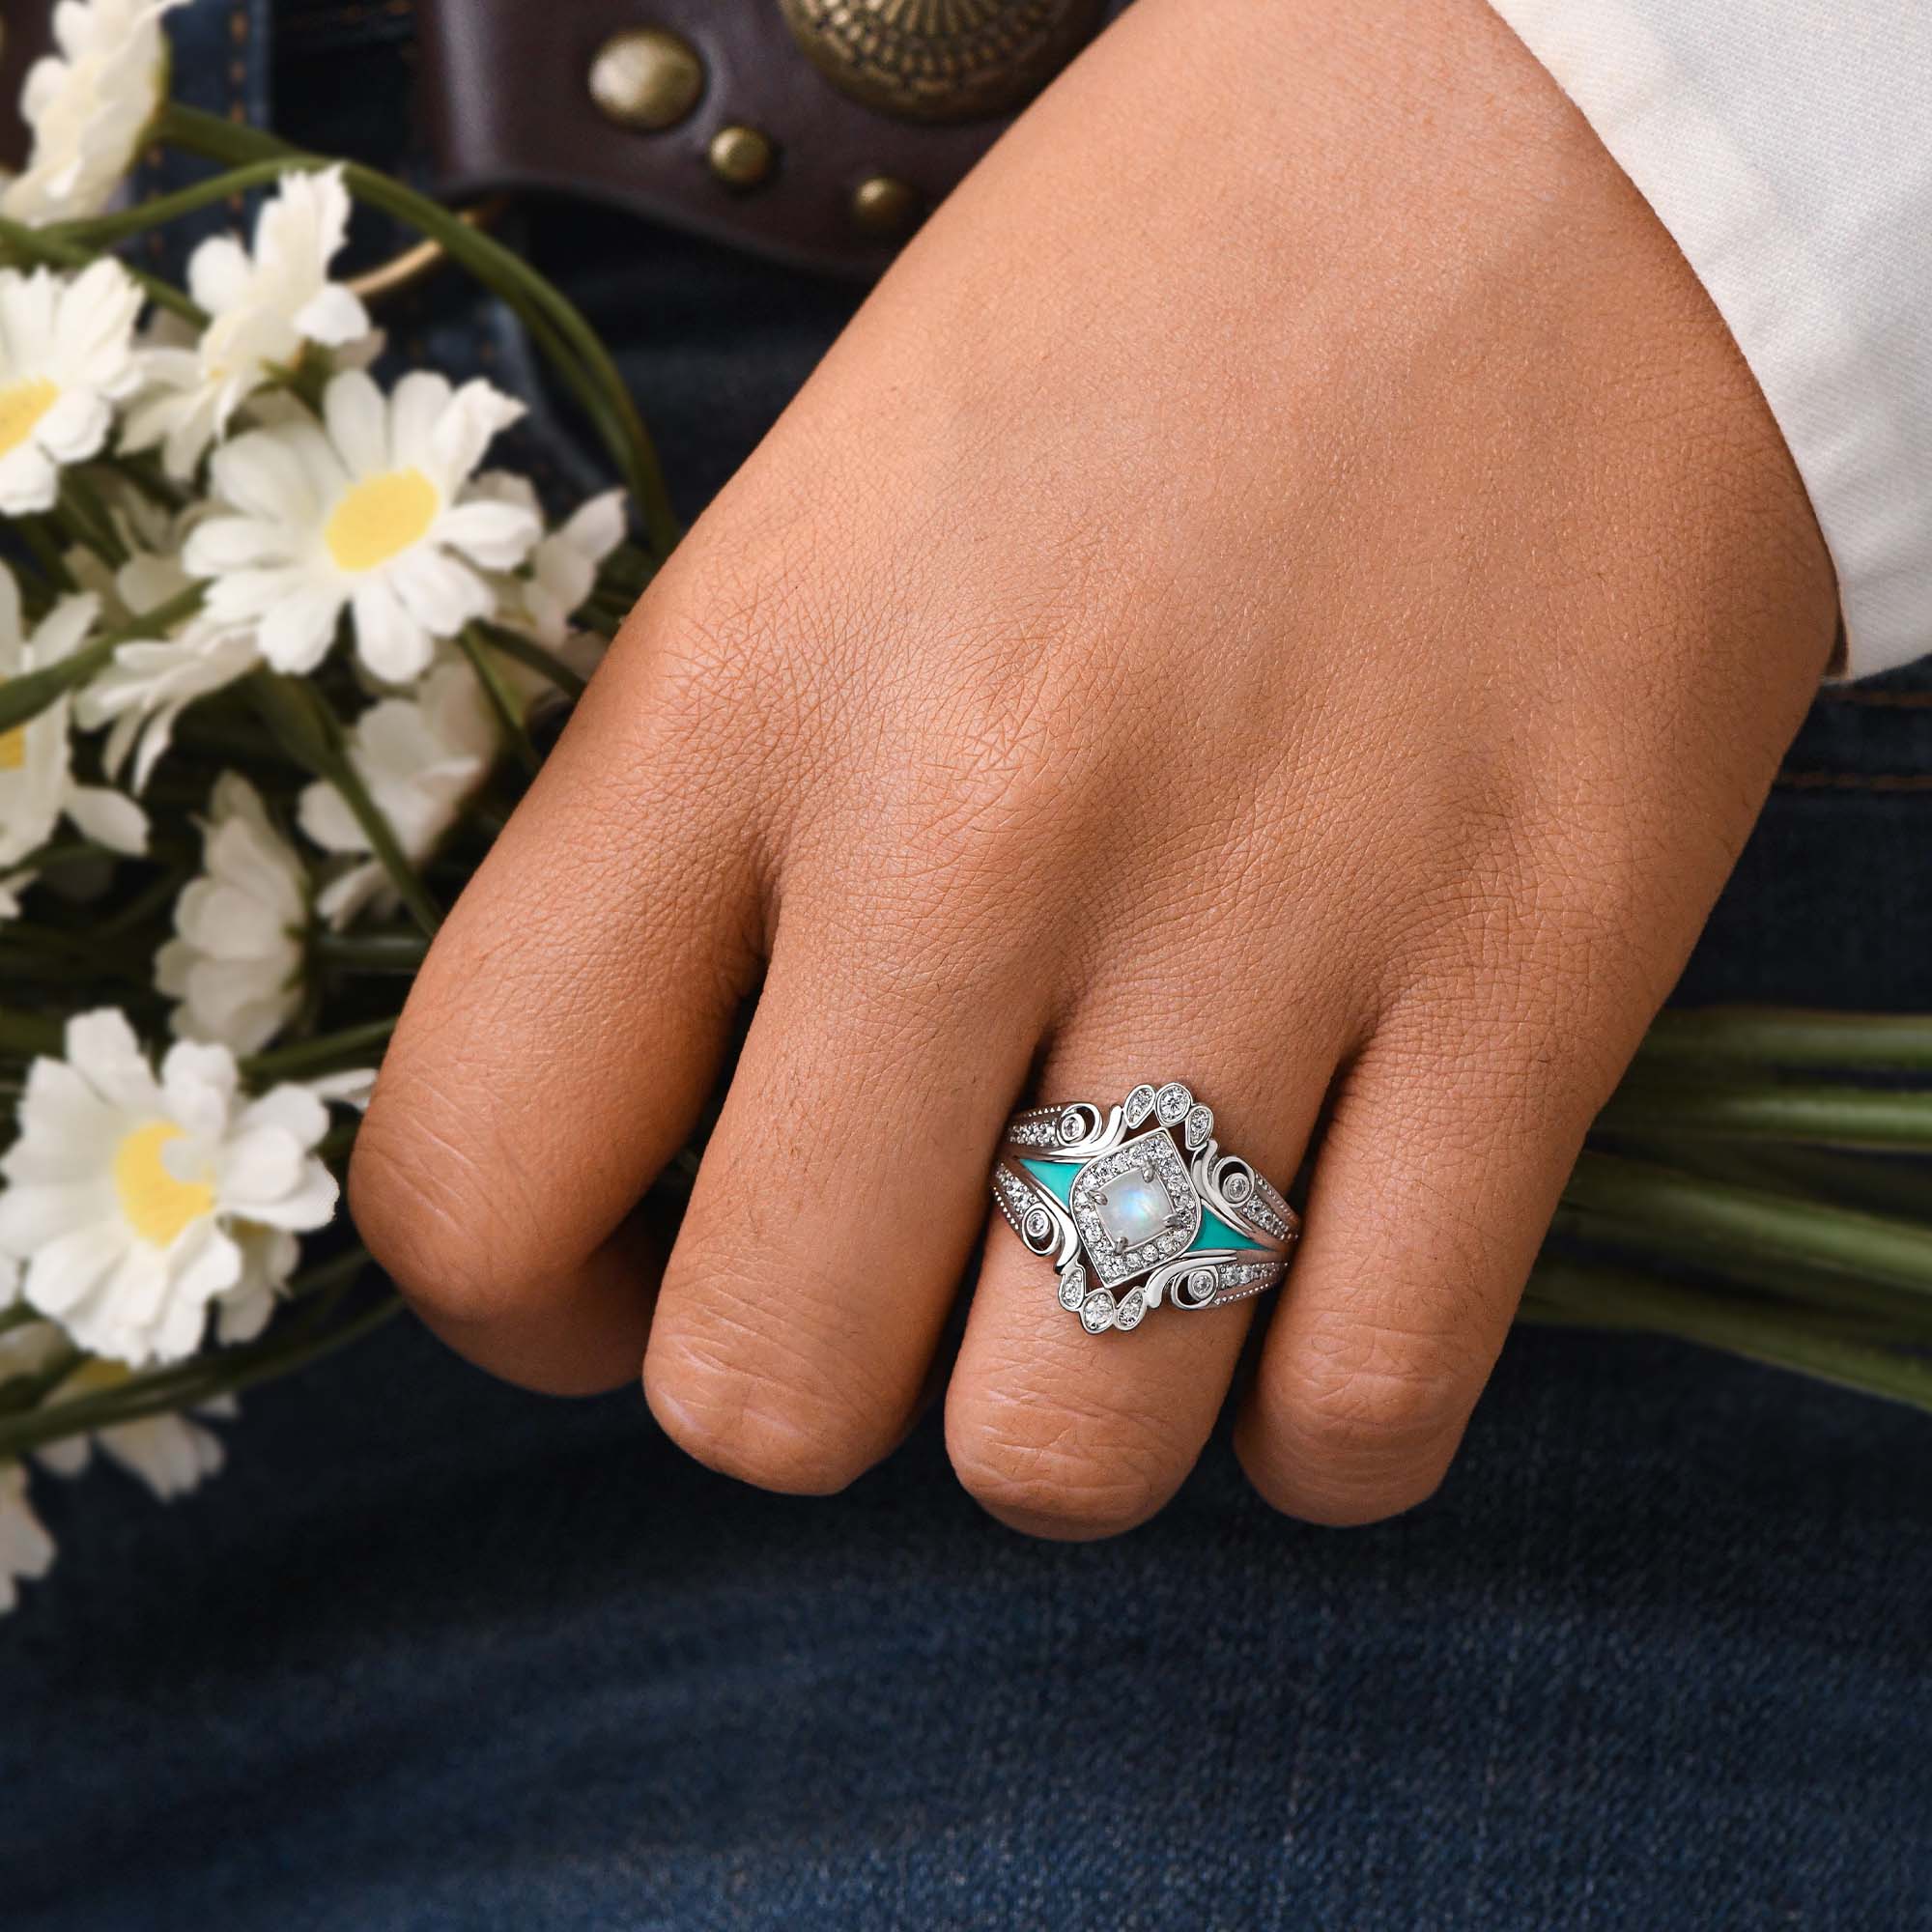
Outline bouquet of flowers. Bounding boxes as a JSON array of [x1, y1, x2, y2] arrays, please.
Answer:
[[0, 0, 1927, 1612]]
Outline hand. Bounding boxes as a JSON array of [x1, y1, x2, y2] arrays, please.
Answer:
[[349, 0, 1835, 1535]]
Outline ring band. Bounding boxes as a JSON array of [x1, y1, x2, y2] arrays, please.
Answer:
[[991, 1081, 1300, 1335]]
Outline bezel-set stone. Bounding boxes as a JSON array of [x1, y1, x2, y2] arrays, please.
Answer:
[[1068, 1128, 1202, 1290], [1080, 1288, 1118, 1333], [1154, 1081, 1191, 1127]]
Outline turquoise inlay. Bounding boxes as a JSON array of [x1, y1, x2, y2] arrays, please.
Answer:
[[1185, 1204, 1267, 1256], [1018, 1157, 1077, 1207], [1022, 1157, 1267, 1256]]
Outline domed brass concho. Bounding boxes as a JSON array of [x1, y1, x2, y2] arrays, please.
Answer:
[[777, 0, 1105, 124]]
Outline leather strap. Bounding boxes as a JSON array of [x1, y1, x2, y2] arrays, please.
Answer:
[[417, 0, 1133, 280]]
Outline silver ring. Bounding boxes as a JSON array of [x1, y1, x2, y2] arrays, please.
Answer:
[[991, 1081, 1300, 1335]]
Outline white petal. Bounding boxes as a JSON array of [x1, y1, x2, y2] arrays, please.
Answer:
[[350, 580, 435, 681], [435, 498, 541, 571], [62, 782, 148, 855], [323, 367, 389, 475], [294, 283, 370, 350]]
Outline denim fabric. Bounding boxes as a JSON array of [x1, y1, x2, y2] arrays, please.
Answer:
[[5, 5, 1931, 1926]]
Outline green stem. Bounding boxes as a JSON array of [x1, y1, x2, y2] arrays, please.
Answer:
[[1547, 1205, 1932, 1332], [1637, 1007, 1932, 1074], [311, 930, 429, 973], [49, 159, 303, 244], [155, 106, 681, 558], [1562, 1151, 1932, 1297], [247, 673, 443, 936], [0, 1293, 403, 1460], [471, 619, 589, 701], [0, 213, 206, 325], [242, 1016, 395, 1081], [456, 624, 542, 777], [1523, 1258, 1932, 1413], [1599, 1077, 1932, 1152], [0, 584, 207, 734], [0, 1009, 66, 1058]]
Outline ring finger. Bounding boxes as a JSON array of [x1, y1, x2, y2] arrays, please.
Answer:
[[945, 974, 1350, 1540]]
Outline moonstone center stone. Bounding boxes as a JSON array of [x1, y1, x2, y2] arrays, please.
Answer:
[[1096, 1168, 1175, 1251]]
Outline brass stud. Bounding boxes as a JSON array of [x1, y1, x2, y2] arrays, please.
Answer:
[[848, 174, 922, 242], [588, 27, 704, 133], [707, 124, 776, 191]]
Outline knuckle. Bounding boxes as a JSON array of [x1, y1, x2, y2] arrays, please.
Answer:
[[1246, 1324, 1476, 1526], [349, 1078, 549, 1330], [945, 1380, 1181, 1541], [643, 1249, 904, 1496]]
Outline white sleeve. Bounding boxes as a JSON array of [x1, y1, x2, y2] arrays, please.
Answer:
[[1483, 1, 1932, 680]]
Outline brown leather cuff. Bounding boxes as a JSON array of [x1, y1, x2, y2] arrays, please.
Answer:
[[416, 0, 1131, 280]]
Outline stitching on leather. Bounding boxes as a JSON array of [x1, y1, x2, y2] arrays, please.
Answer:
[[1776, 771, 1932, 793]]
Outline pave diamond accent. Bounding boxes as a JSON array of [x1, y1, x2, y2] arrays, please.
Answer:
[[1080, 1288, 1118, 1334], [1058, 1261, 1088, 1311], [1068, 1129, 1201, 1290], [1007, 1119, 1060, 1149], [1239, 1183, 1291, 1241], [1218, 1262, 1279, 1290], [1154, 1082, 1191, 1127], [1114, 1286, 1147, 1330], [1183, 1103, 1213, 1151], [1122, 1084, 1156, 1128], [992, 1164, 1036, 1238]]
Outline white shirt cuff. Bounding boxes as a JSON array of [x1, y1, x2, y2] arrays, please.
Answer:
[[1485, 0, 1932, 680]]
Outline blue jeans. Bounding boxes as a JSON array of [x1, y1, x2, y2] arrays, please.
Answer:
[[6, 5, 1931, 1925]]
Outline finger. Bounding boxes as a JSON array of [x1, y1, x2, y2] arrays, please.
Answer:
[[945, 982, 1349, 1542], [1233, 1013, 1603, 1525], [350, 601, 764, 1395], [641, 913, 1045, 1494]]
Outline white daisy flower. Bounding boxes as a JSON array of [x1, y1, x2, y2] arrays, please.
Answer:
[[298, 660, 496, 927], [156, 773, 309, 1054], [71, 511, 261, 790], [0, 0, 186, 224], [470, 472, 626, 646], [35, 1360, 231, 1499], [0, 1461, 56, 1613], [184, 368, 540, 683], [0, 260, 145, 514], [0, 572, 148, 868], [0, 1009, 339, 1367], [122, 168, 374, 479]]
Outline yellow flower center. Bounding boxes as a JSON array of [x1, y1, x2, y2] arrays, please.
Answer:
[[0, 722, 25, 772], [324, 467, 440, 574], [0, 377, 58, 459], [113, 1122, 215, 1248]]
